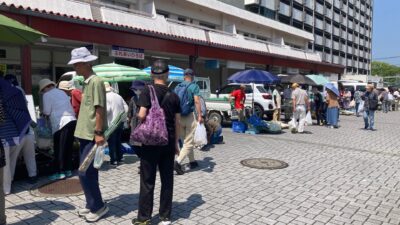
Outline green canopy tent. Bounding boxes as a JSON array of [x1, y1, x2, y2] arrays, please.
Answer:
[[306, 74, 330, 86], [72, 63, 151, 83], [0, 13, 47, 44]]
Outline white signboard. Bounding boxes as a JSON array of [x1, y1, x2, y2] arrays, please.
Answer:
[[110, 45, 145, 60]]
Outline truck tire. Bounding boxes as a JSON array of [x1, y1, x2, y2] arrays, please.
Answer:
[[208, 111, 223, 124], [254, 104, 264, 118]]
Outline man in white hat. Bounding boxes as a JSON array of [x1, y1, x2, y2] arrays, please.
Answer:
[[68, 47, 108, 222]]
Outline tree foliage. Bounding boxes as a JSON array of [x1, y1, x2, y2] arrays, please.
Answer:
[[371, 61, 400, 77]]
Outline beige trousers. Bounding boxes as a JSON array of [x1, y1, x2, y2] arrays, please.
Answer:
[[177, 113, 197, 164], [273, 108, 281, 121]]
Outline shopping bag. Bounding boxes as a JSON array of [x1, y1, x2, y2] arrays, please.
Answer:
[[358, 100, 364, 113], [305, 111, 312, 125], [194, 122, 207, 146], [349, 100, 356, 108], [93, 144, 106, 169], [288, 117, 296, 131]]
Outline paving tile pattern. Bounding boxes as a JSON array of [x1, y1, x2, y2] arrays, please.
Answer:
[[5, 111, 400, 225]]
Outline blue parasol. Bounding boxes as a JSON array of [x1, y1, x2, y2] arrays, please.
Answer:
[[227, 69, 280, 84], [143, 65, 184, 81], [325, 82, 339, 96]]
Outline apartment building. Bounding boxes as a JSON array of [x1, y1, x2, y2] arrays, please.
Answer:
[[243, 0, 373, 75], [0, 0, 343, 93]]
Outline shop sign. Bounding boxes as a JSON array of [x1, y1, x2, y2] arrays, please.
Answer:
[[110, 45, 144, 60], [0, 64, 6, 75]]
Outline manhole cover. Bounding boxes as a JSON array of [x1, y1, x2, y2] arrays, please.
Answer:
[[31, 178, 83, 197], [240, 158, 288, 170]]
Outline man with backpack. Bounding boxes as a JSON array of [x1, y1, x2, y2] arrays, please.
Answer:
[[174, 68, 203, 175], [362, 84, 378, 131]]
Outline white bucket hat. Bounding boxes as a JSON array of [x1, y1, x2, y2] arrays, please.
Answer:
[[58, 80, 74, 91], [67, 47, 98, 65], [104, 82, 113, 92], [38, 79, 56, 93]]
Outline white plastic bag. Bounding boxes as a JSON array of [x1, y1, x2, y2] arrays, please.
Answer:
[[358, 100, 364, 113], [288, 117, 297, 132], [93, 145, 106, 169], [305, 111, 312, 125], [194, 122, 207, 146]]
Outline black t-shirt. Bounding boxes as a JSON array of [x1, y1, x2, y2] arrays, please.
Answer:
[[137, 84, 181, 140]]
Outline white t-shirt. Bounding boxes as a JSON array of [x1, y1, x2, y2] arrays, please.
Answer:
[[388, 93, 394, 101], [42, 88, 76, 134], [291, 88, 308, 105], [106, 91, 128, 127]]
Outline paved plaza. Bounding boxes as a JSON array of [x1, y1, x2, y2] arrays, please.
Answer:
[[5, 111, 400, 225]]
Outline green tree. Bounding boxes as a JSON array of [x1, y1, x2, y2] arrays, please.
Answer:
[[371, 61, 400, 77]]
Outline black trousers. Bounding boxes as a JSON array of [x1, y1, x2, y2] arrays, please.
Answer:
[[137, 143, 175, 222], [53, 120, 77, 172]]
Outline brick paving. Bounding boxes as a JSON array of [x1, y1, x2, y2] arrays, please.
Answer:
[[5, 111, 400, 225]]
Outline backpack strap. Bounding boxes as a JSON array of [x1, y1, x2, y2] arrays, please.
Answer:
[[161, 91, 171, 107]]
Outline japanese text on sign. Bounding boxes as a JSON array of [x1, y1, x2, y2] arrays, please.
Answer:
[[110, 46, 145, 60]]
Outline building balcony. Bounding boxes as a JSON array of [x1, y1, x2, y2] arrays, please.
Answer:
[[315, 19, 324, 30], [333, 26, 340, 36], [315, 35, 323, 45], [341, 44, 347, 52], [333, 55, 340, 64], [305, 14, 314, 26], [315, 3, 324, 15], [325, 23, 332, 33], [325, 8, 333, 18], [304, 0, 314, 9], [334, 0, 341, 9], [293, 9, 303, 21], [324, 39, 332, 48], [279, 2, 291, 17], [293, 0, 303, 4], [333, 13, 341, 22], [333, 41, 340, 50]]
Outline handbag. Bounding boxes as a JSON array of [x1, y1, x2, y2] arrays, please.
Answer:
[[131, 85, 169, 146]]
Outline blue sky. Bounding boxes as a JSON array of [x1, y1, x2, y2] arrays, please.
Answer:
[[372, 0, 400, 65]]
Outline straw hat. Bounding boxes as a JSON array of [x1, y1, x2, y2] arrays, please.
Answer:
[[291, 83, 299, 88], [38, 79, 56, 93], [58, 81, 74, 91]]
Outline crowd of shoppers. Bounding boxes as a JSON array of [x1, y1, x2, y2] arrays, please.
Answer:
[[2, 45, 400, 225]]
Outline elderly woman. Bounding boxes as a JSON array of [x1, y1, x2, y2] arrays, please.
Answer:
[[39, 79, 76, 180], [325, 89, 339, 129]]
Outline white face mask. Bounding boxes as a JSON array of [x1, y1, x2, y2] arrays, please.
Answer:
[[134, 90, 141, 96]]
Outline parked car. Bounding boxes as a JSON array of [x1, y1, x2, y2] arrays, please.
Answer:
[[207, 83, 274, 123]]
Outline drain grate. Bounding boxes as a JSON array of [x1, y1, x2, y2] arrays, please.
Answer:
[[240, 158, 288, 170], [31, 178, 83, 197]]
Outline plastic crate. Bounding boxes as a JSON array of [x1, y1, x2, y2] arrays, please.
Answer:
[[232, 121, 246, 133]]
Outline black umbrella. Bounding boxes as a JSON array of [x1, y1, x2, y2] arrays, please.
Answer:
[[279, 74, 316, 85]]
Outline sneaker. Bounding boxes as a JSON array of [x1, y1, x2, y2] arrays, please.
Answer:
[[77, 208, 90, 217], [85, 204, 109, 222], [65, 171, 73, 177], [131, 219, 150, 225], [49, 173, 66, 181], [28, 176, 38, 184], [189, 161, 199, 169], [174, 161, 184, 175], [110, 161, 118, 166], [161, 220, 172, 225]]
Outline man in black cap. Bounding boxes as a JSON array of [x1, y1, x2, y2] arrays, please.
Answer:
[[132, 60, 181, 225], [174, 68, 203, 175]]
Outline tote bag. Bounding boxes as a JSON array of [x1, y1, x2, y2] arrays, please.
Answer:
[[132, 85, 168, 146]]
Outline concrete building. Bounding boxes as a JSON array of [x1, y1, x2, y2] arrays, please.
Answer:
[[0, 0, 343, 95], [242, 0, 373, 76]]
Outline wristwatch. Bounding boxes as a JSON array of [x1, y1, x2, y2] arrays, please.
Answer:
[[94, 130, 104, 136]]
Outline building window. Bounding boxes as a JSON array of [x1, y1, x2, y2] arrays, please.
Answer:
[[178, 16, 187, 22], [156, 10, 170, 18], [199, 22, 216, 30]]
